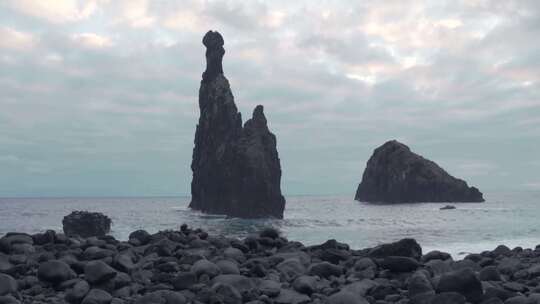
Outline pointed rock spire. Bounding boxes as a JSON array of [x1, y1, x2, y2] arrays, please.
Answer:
[[190, 31, 285, 218], [202, 30, 225, 82]]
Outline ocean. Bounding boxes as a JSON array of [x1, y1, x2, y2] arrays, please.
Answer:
[[1, 191, 538, 258]]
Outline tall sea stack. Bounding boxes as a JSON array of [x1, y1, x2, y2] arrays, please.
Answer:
[[189, 31, 285, 218], [355, 140, 484, 203]]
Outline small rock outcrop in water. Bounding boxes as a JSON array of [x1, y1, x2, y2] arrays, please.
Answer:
[[355, 140, 484, 203], [440, 205, 457, 210], [2, 222, 539, 303], [190, 30, 285, 218], [62, 211, 111, 237]]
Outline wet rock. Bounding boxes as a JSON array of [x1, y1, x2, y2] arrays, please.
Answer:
[[32, 230, 56, 245], [260, 228, 280, 239], [481, 298, 504, 304], [492, 245, 512, 257], [172, 272, 197, 290], [504, 296, 529, 304], [274, 289, 310, 304], [128, 230, 151, 246], [527, 265, 540, 278], [355, 140, 484, 203], [216, 260, 240, 275], [0, 274, 17, 296], [259, 280, 281, 297], [502, 282, 526, 293], [277, 259, 306, 281], [484, 285, 516, 302], [319, 248, 351, 264], [408, 271, 434, 298], [81, 289, 112, 304], [63, 211, 112, 238], [343, 280, 378, 297], [293, 276, 317, 295], [0, 295, 20, 304], [422, 251, 452, 263], [84, 261, 117, 284], [211, 283, 242, 304], [65, 280, 90, 303], [479, 266, 502, 281], [437, 268, 483, 303], [369, 238, 422, 260], [134, 290, 186, 304], [440, 205, 456, 210], [37, 260, 76, 284], [113, 254, 135, 273], [224, 247, 245, 262], [328, 291, 369, 304], [377, 256, 420, 272], [429, 292, 466, 304], [211, 274, 256, 294], [497, 258, 521, 276], [309, 262, 342, 278], [3, 234, 33, 246], [192, 260, 221, 278]]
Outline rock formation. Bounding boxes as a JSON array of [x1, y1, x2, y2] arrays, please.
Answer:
[[189, 31, 285, 218], [355, 140, 484, 203], [62, 211, 111, 237], [3, 222, 537, 303]]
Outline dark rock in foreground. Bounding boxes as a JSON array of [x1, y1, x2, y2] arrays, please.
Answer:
[[63, 211, 111, 237], [190, 30, 285, 218], [355, 140, 484, 203], [1, 223, 540, 304]]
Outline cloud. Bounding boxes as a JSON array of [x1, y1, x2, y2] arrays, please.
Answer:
[[111, 0, 154, 28], [0, 0, 539, 196], [71, 33, 113, 49], [0, 155, 20, 164], [6, 0, 100, 23], [0, 26, 37, 50], [523, 182, 540, 190]]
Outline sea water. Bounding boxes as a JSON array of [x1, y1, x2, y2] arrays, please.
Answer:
[[0, 191, 538, 258]]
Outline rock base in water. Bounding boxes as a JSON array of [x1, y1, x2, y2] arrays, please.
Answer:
[[62, 211, 111, 238], [0, 225, 538, 304], [355, 140, 484, 203]]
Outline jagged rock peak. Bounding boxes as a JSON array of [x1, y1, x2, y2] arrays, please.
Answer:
[[202, 30, 225, 82], [245, 105, 267, 128], [355, 140, 484, 203], [190, 31, 285, 218]]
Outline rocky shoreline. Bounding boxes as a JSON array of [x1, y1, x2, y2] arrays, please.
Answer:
[[0, 225, 539, 304]]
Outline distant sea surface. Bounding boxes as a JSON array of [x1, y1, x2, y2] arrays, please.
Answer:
[[1, 191, 539, 258]]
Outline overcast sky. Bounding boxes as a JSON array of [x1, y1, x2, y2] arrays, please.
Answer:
[[0, 0, 539, 197]]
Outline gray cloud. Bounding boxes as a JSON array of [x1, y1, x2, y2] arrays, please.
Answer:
[[0, 0, 538, 196]]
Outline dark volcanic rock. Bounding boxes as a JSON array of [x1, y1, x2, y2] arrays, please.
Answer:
[[65, 280, 90, 303], [0, 274, 17, 296], [369, 238, 422, 260], [37, 260, 76, 284], [355, 140, 484, 203], [84, 261, 117, 284], [189, 30, 285, 218], [62, 211, 112, 237], [81, 289, 112, 304], [377, 256, 420, 272], [5, 223, 540, 304], [437, 268, 483, 303]]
